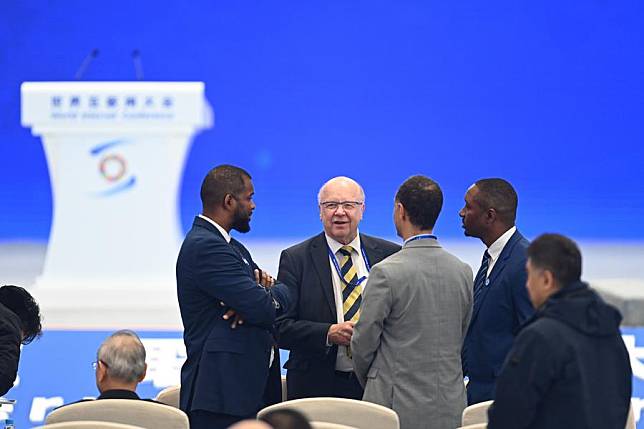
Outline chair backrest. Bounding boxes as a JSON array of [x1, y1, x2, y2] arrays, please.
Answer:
[[258, 397, 399, 429], [457, 424, 487, 429], [45, 399, 189, 429], [33, 421, 145, 429], [625, 403, 635, 429], [154, 385, 180, 408], [461, 400, 493, 426], [310, 421, 359, 429]]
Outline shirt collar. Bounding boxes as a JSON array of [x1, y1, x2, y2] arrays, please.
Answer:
[[325, 230, 361, 255], [403, 233, 435, 245], [199, 214, 231, 243], [487, 225, 517, 262]]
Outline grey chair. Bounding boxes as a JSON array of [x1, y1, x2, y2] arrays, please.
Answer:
[[33, 421, 145, 429], [461, 400, 493, 427], [44, 399, 189, 429], [258, 398, 399, 429], [154, 385, 180, 409]]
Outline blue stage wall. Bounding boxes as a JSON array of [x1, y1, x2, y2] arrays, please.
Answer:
[[1, 1, 643, 242]]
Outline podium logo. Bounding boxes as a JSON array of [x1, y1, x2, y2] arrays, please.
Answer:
[[90, 139, 136, 196]]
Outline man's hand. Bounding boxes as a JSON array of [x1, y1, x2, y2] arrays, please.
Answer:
[[220, 301, 244, 328], [327, 322, 355, 346], [255, 269, 275, 288]]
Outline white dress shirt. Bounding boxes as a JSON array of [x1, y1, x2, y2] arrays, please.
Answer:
[[325, 232, 370, 372], [486, 226, 517, 277], [198, 214, 231, 243]]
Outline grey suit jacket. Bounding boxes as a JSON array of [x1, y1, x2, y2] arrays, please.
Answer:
[[352, 237, 473, 429]]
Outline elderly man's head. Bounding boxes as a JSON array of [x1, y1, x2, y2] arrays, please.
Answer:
[[318, 176, 365, 245], [94, 330, 147, 393]]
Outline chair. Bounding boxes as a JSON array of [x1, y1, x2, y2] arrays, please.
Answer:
[[457, 424, 487, 429], [154, 385, 180, 408], [461, 400, 493, 426], [33, 421, 145, 429], [281, 375, 287, 402], [625, 403, 635, 429], [45, 399, 189, 429], [258, 397, 399, 429], [310, 422, 358, 429]]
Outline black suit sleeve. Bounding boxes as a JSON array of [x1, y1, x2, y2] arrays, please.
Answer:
[[0, 315, 21, 396], [196, 240, 279, 328], [275, 249, 332, 355]]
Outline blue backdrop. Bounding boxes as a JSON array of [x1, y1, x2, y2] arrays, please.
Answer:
[[1, 1, 643, 242]]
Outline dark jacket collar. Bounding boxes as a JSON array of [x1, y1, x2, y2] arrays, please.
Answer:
[[193, 215, 226, 241], [522, 281, 623, 337], [97, 389, 140, 400]]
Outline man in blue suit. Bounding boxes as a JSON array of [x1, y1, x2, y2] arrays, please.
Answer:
[[177, 165, 289, 429], [459, 178, 533, 405]]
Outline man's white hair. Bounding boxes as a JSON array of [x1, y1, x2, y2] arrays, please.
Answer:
[[317, 176, 366, 204]]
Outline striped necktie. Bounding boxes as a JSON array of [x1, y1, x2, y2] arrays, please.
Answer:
[[473, 250, 491, 305], [337, 245, 362, 323]]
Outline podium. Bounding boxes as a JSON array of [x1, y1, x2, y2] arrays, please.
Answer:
[[21, 82, 213, 328]]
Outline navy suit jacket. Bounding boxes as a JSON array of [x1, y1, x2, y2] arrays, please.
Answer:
[[177, 216, 289, 417], [462, 229, 533, 403], [275, 232, 400, 398]]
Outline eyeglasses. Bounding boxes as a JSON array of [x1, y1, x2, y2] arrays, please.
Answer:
[[91, 360, 108, 370], [320, 201, 364, 211]]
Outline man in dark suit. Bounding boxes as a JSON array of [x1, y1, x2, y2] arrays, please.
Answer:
[[177, 165, 289, 429], [276, 176, 400, 400], [459, 178, 534, 405]]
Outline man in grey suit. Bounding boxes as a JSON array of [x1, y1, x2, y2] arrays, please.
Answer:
[[352, 175, 473, 429]]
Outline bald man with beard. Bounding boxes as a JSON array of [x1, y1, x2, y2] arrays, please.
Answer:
[[276, 177, 400, 400]]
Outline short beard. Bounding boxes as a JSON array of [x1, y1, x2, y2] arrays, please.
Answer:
[[231, 209, 251, 233]]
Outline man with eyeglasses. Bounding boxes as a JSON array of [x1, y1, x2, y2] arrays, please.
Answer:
[[276, 176, 400, 400]]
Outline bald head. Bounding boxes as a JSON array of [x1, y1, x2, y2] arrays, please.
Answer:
[[317, 176, 365, 204], [318, 176, 365, 245]]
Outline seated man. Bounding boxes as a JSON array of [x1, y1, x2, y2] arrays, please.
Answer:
[[91, 330, 156, 401], [0, 285, 42, 396], [487, 233, 632, 429]]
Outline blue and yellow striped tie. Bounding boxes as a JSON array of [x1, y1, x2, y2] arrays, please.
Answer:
[[337, 245, 362, 323]]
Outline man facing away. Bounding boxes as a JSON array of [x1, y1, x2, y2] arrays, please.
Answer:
[[459, 178, 534, 404], [276, 176, 400, 399], [92, 330, 151, 400], [488, 233, 632, 429], [352, 175, 473, 429], [177, 165, 289, 429]]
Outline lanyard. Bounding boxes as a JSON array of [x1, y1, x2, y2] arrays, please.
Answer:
[[327, 243, 371, 287], [405, 234, 437, 244]]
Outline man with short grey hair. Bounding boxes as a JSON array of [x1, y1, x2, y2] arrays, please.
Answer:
[[58, 330, 159, 408], [93, 330, 149, 399]]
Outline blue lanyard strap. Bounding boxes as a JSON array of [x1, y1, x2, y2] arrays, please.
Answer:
[[405, 234, 437, 244], [327, 243, 371, 287]]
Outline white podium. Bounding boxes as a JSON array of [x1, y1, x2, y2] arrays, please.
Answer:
[[21, 82, 212, 328]]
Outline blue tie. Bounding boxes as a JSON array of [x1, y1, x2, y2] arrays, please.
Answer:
[[473, 250, 491, 307]]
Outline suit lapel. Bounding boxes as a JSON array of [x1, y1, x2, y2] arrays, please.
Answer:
[[310, 233, 337, 318], [469, 230, 522, 325], [361, 233, 392, 266]]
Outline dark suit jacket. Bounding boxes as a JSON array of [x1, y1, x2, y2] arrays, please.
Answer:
[[462, 229, 534, 404], [177, 216, 289, 417], [0, 303, 21, 396], [276, 232, 400, 398]]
